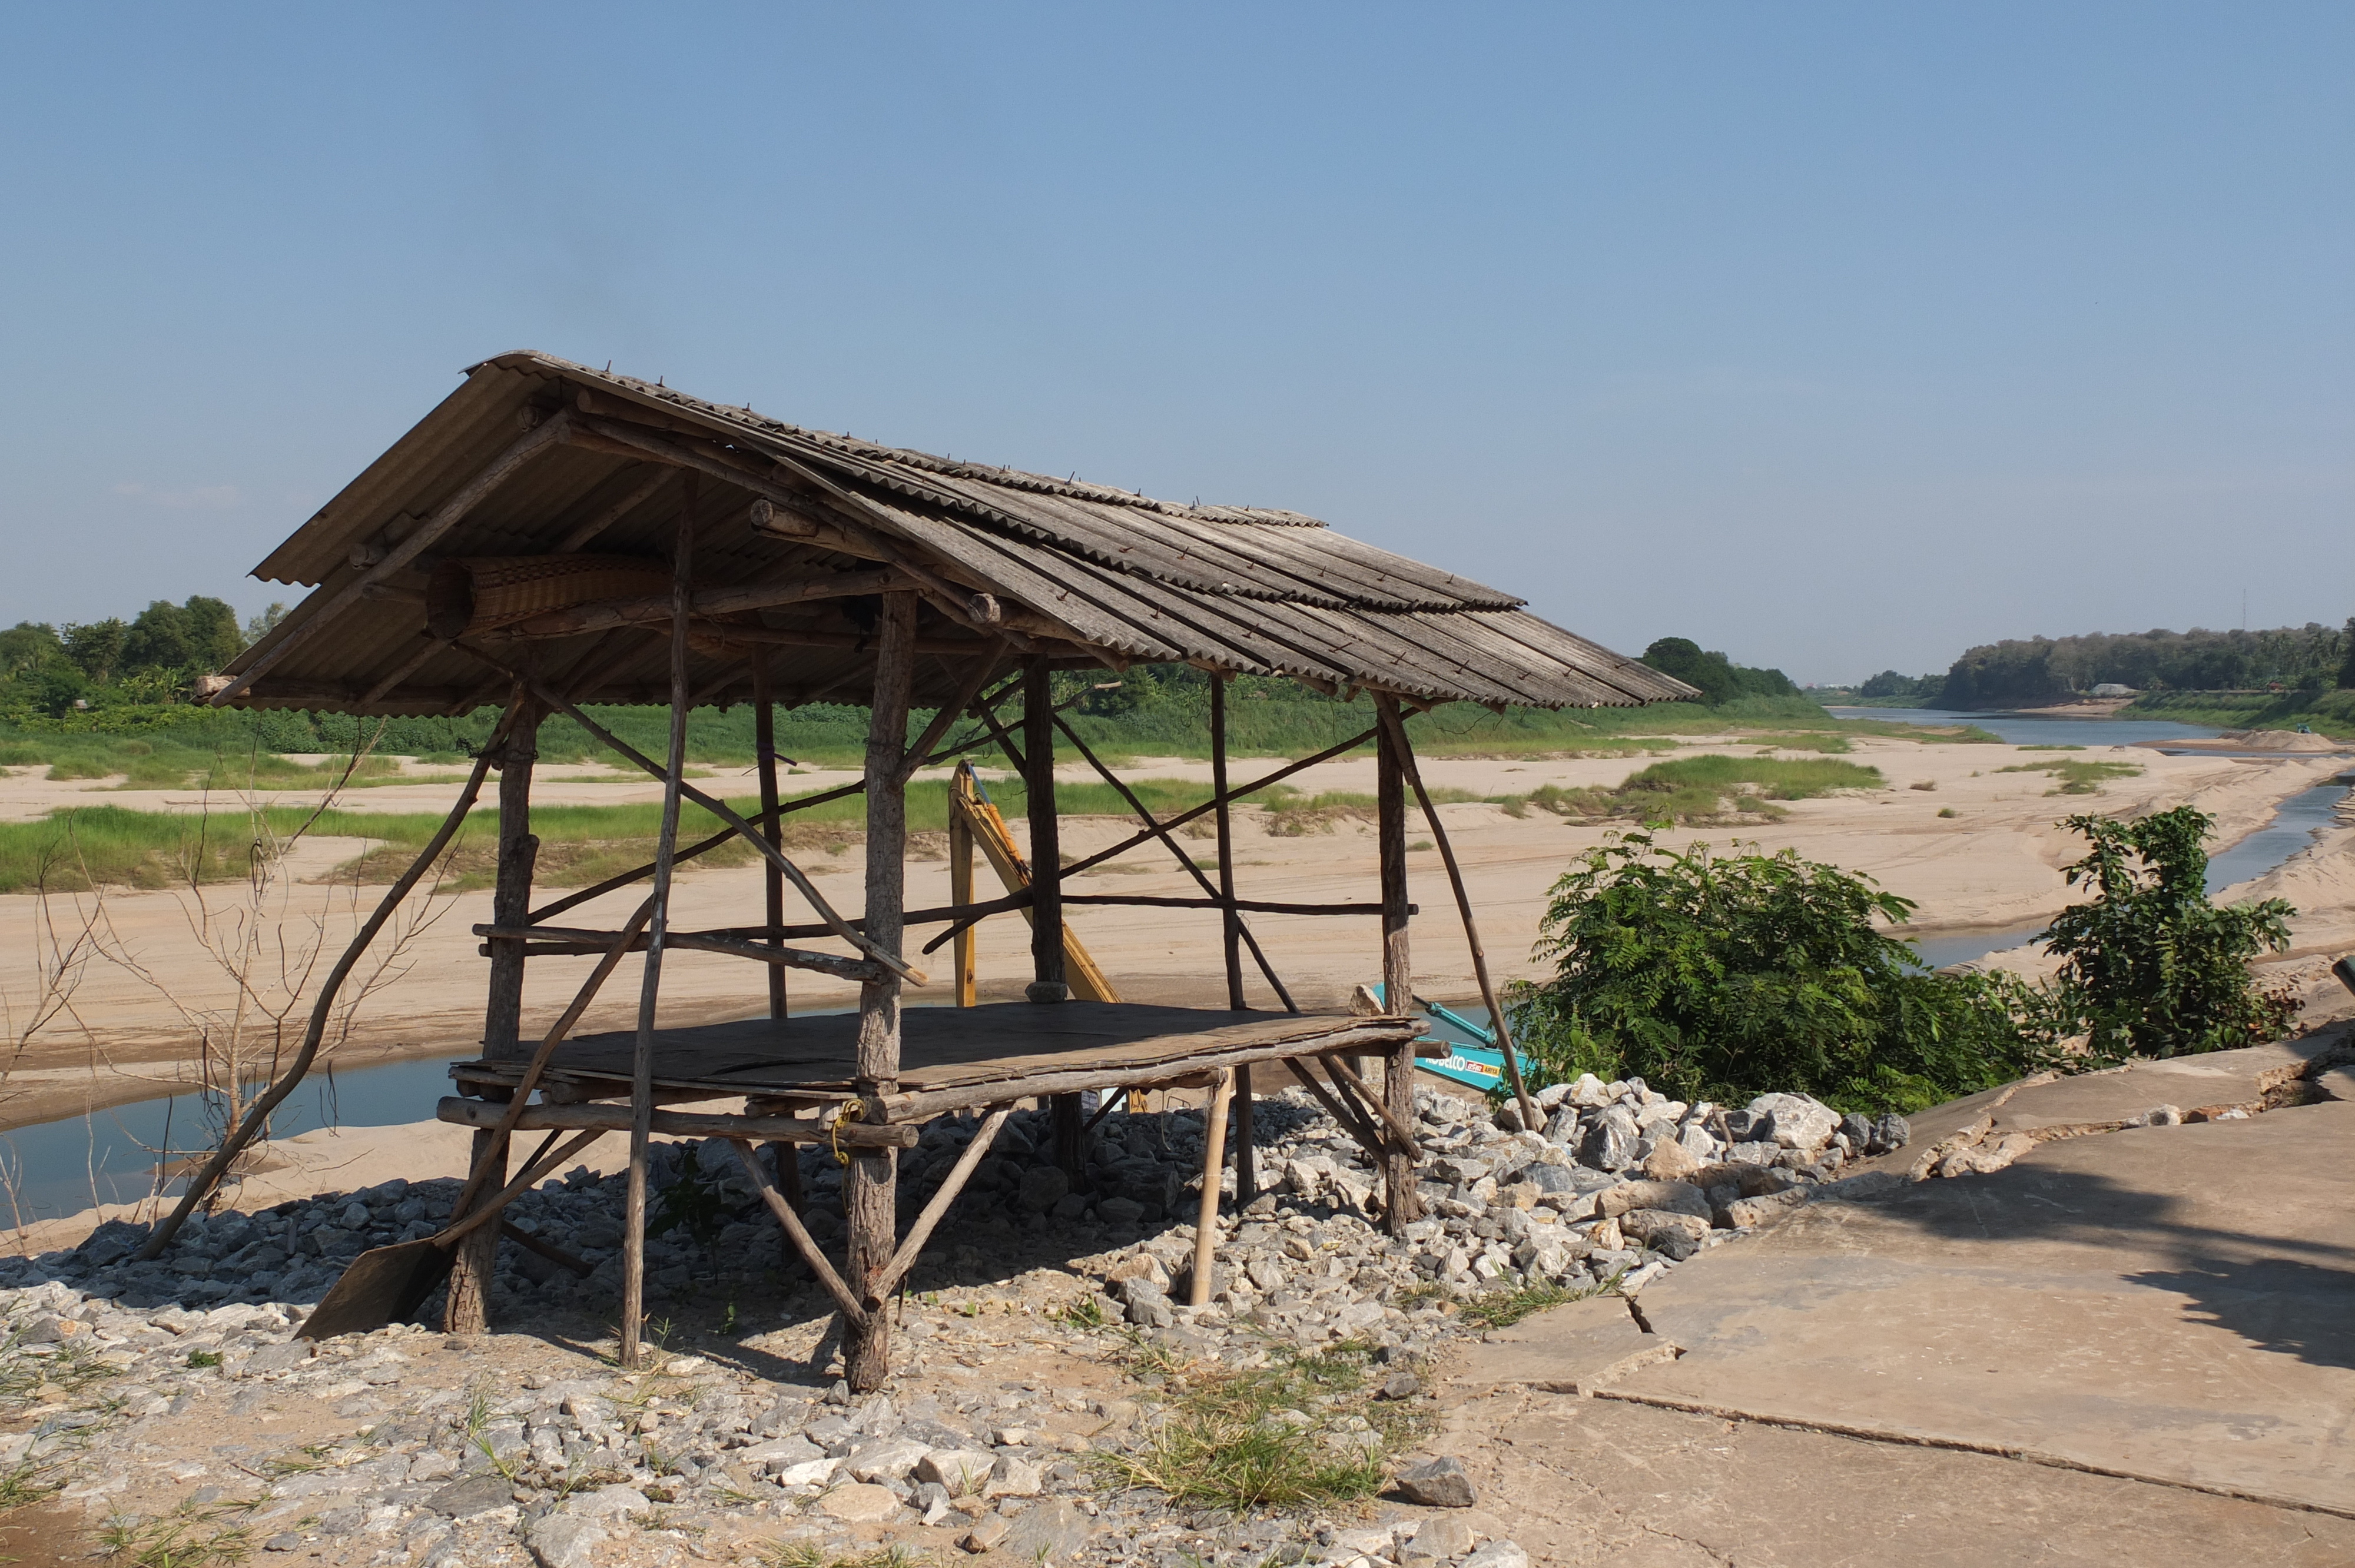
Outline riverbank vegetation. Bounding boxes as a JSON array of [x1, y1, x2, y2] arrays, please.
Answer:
[[1847, 619, 2354, 713], [1507, 807, 2301, 1112]]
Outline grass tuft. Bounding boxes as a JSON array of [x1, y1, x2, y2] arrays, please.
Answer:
[[1092, 1340, 1418, 1513], [94, 1500, 259, 1568], [1995, 759, 2142, 795]]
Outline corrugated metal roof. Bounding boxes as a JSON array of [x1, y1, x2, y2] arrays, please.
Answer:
[[221, 351, 1696, 715]]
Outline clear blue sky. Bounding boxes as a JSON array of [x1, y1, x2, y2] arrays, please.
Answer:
[[2, 4, 2347, 685]]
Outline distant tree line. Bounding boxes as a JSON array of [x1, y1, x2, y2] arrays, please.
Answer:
[[0, 598, 287, 719], [1637, 638, 1799, 706], [1859, 620, 2355, 710]]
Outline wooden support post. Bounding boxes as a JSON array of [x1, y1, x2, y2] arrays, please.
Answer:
[[847, 589, 917, 1391], [1052, 1092, 1086, 1194], [752, 650, 788, 1024], [1374, 695, 1541, 1135], [1022, 656, 1066, 1002], [621, 475, 696, 1369], [949, 797, 976, 1006], [446, 698, 541, 1334], [1210, 675, 1245, 1010], [1190, 1069, 1232, 1306], [1376, 709, 1418, 1234], [1233, 1064, 1256, 1206]]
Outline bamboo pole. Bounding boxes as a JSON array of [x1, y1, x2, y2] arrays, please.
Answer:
[[867, 1107, 1011, 1303], [137, 695, 528, 1261], [1372, 694, 1541, 1135], [621, 476, 696, 1370], [1190, 1069, 1232, 1306]]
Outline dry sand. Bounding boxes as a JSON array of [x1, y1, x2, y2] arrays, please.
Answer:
[[2, 733, 2349, 1135]]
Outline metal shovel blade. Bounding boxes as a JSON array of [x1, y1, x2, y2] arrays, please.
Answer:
[[297, 1240, 455, 1341]]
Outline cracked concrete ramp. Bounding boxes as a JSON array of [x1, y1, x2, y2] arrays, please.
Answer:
[[1589, 1095, 2355, 1515]]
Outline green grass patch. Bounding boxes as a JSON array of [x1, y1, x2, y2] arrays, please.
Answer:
[[0, 774, 1302, 893], [2121, 687, 2355, 740], [1995, 759, 2142, 795], [1491, 755, 1886, 826], [1093, 1339, 1418, 1513]]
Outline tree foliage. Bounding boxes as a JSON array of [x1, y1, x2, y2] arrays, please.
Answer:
[[2, 595, 253, 718], [2036, 806, 2300, 1060], [1638, 638, 1798, 706], [1929, 622, 2352, 709], [1507, 832, 2034, 1114]]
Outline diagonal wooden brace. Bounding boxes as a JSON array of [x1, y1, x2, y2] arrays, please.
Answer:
[[511, 676, 924, 984], [1292, 1058, 1388, 1166], [729, 1139, 868, 1330], [867, 1107, 1010, 1307], [1324, 1054, 1422, 1157]]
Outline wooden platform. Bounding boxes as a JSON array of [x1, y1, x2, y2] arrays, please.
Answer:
[[449, 1001, 1426, 1121]]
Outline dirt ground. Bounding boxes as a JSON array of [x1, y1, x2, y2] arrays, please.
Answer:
[[1, 734, 2347, 1132]]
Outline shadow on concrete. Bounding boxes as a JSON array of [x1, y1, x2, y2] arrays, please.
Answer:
[[1851, 1137, 2355, 1373]]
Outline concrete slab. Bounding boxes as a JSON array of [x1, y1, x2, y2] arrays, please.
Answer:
[[1983, 1036, 2352, 1138], [1605, 1098, 2355, 1514], [1439, 1389, 2355, 1567], [1446, 1295, 1678, 1397]]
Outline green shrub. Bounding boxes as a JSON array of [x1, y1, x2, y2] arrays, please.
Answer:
[[1508, 831, 2034, 1114], [2034, 806, 2299, 1061]]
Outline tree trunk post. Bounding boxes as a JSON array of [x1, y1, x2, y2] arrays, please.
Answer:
[[1023, 656, 1066, 1003], [1210, 674, 1245, 1009], [753, 648, 788, 1024], [620, 474, 696, 1368], [1376, 707, 1419, 1234], [846, 590, 917, 1391], [445, 696, 540, 1334]]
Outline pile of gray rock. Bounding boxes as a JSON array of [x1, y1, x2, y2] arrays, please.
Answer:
[[0, 1074, 1912, 1568]]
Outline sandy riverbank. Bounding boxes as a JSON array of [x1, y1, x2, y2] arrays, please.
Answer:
[[2, 732, 2349, 1134]]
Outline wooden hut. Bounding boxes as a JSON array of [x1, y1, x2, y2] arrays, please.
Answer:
[[142, 351, 1694, 1388]]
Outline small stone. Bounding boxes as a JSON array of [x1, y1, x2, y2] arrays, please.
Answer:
[[818, 1481, 903, 1522], [1394, 1455, 1476, 1507], [1583, 1108, 1640, 1171], [525, 1516, 604, 1568], [960, 1516, 1012, 1553], [263, 1535, 303, 1554], [1639, 1137, 1703, 1182], [2137, 1105, 2185, 1128], [1017, 1167, 1071, 1212], [997, 1498, 1097, 1565], [1720, 1188, 1812, 1230], [1870, 1112, 1912, 1153], [845, 1437, 931, 1483], [916, 1449, 999, 1494], [1376, 1371, 1421, 1400], [986, 1456, 1043, 1497], [1401, 1514, 1475, 1565], [1596, 1180, 1710, 1221], [428, 1473, 519, 1519], [1463, 1542, 1530, 1568], [1617, 1210, 1710, 1260], [1744, 1092, 1842, 1152], [560, 1485, 648, 1521]]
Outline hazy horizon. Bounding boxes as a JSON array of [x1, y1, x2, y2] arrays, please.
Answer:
[[2, 5, 2347, 686]]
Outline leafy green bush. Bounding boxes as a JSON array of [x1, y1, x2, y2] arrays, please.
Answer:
[[2035, 806, 2299, 1061], [1507, 831, 2034, 1114]]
